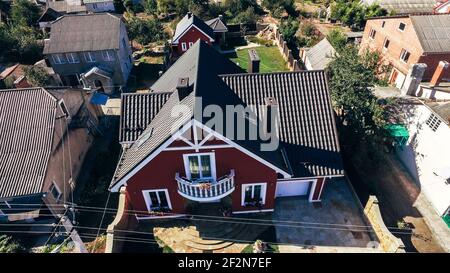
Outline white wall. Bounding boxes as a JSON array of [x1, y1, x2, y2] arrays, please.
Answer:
[[396, 102, 450, 216], [415, 85, 450, 100]]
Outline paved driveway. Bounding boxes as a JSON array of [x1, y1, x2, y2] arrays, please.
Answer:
[[273, 179, 375, 248]]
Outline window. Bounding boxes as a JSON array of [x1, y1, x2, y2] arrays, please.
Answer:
[[369, 28, 376, 39], [49, 182, 62, 202], [143, 189, 171, 211], [399, 49, 410, 63], [242, 183, 267, 206], [183, 153, 216, 180], [425, 113, 441, 132], [52, 54, 67, 64], [383, 38, 390, 50], [84, 52, 96, 63], [102, 50, 115, 61], [381, 21, 386, 28], [189, 42, 193, 48], [398, 22, 406, 31], [66, 53, 79, 64], [59, 100, 70, 117], [181, 42, 187, 51]]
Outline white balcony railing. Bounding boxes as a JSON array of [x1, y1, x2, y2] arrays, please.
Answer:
[[175, 170, 235, 202]]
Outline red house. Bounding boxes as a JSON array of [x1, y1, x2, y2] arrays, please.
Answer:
[[111, 41, 344, 219], [171, 12, 215, 57]]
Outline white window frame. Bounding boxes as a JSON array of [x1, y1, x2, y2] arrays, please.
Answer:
[[102, 50, 115, 61], [181, 42, 187, 51], [182, 152, 216, 180], [142, 189, 172, 212], [189, 42, 193, 48], [58, 99, 70, 118], [383, 38, 390, 50], [398, 22, 406, 32], [66, 53, 79, 64], [0, 201, 11, 216], [49, 182, 62, 202], [241, 183, 267, 206], [52, 54, 67, 64], [84, 52, 96, 63], [399, 49, 410, 63]]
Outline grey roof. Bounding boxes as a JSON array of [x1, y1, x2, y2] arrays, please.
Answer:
[[0, 88, 58, 198], [305, 38, 336, 70], [111, 41, 343, 187], [410, 14, 450, 53], [205, 17, 228, 33], [119, 92, 171, 143], [172, 13, 215, 43], [84, 0, 113, 3], [47, 1, 87, 14], [43, 13, 122, 54], [360, 0, 437, 14], [221, 72, 343, 177]]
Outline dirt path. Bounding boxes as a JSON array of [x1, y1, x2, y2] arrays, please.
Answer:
[[345, 147, 444, 252]]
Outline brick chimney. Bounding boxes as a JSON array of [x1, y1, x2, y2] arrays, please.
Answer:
[[264, 97, 278, 133], [248, 49, 260, 73], [177, 77, 191, 100], [187, 12, 192, 19], [430, 61, 449, 87]]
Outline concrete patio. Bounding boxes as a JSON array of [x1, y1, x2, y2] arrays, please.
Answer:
[[273, 178, 376, 248]]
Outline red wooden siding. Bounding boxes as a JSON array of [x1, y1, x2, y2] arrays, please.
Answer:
[[311, 178, 325, 201], [174, 26, 213, 55]]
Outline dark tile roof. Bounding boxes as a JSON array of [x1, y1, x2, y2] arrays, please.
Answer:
[[0, 88, 58, 198], [43, 13, 122, 54], [110, 41, 343, 188], [205, 17, 228, 33], [172, 13, 215, 43], [119, 92, 171, 143], [221, 72, 343, 177]]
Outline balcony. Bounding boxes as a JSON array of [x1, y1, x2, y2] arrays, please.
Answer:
[[175, 170, 235, 202]]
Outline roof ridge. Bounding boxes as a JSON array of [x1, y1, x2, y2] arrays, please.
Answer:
[[219, 70, 326, 77]]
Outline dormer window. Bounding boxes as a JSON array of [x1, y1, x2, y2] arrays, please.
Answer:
[[398, 22, 406, 31]]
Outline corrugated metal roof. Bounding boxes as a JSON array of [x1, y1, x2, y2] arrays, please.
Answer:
[[305, 38, 336, 70], [410, 14, 450, 53], [360, 0, 437, 14], [119, 92, 171, 143], [0, 88, 58, 198], [43, 13, 122, 54]]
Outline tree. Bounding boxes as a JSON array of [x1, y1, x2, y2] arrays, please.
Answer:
[[126, 16, 167, 45], [279, 17, 299, 46], [330, 0, 387, 30], [262, 0, 296, 17], [24, 66, 51, 86], [143, 0, 158, 15], [113, 0, 126, 13], [0, 23, 42, 63], [0, 235, 25, 253], [231, 7, 259, 24], [327, 45, 388, 143], [10, 0, 40, 27], [326, 28, 347, 50]]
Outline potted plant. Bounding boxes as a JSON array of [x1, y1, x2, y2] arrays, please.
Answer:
[[253, 240, 266, 253]]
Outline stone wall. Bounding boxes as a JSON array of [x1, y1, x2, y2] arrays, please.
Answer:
[[364, 196, 406, 253]]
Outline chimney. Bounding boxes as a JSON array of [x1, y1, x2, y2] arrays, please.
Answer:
[[219, 14, 223, 21], [430, 61, 449, 87], [177, 77, 191, 100], [248, 49, 260, 73], [187, 12, 192, 19], [401, 63, 427, 96], [158, 71, 163, 77], [264, 97, 278, 133]]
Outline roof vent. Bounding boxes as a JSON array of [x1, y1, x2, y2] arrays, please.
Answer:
[[177, 77, 191, 100], [187, 12, 192, 18]]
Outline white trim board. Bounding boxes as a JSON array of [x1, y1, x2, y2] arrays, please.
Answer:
[[110, 120, 291, 192], [172, 24, 215, 44], [232, 209, 274, 214], [241, 182, 267, 206]]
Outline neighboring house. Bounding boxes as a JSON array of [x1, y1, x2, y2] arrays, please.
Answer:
[[205, 15, 228, 45], [171, 12, 215, 56], [359, 0, 438, 14], [110, 41, 343, 219], [360, 14, 450, 90], [38, 1, 88, 32], [300, 38, 336, 70], [0, 64, 31, 89], [43, 13, 133, 94], [0, 87, 100, 222], [434, 0, 450, 13], [83, 0, 115, 12]]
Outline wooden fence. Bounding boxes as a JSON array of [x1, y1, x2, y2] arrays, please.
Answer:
[[274, 28, 302, 72]]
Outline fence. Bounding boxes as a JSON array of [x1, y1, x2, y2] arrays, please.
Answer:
[[274, 28, 302, 72]]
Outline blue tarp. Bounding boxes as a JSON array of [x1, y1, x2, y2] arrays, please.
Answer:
[[90, 92, 109, 105]]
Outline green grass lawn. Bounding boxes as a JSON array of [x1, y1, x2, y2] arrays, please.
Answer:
[[225, 46, 289, 73]]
